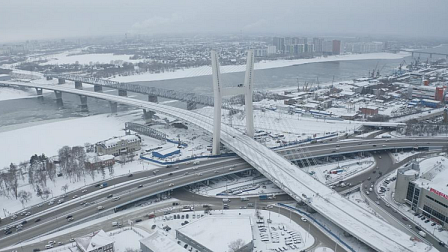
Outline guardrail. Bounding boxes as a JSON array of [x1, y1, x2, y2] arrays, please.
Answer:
[[277, 203, 356, 252]]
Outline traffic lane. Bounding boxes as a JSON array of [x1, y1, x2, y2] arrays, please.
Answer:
[[0, 164, 252, 248], [0, 157, 246, 230], [363, 154, 446, 251], [4, 136, 444, 227], [0, 156, 242, 227]]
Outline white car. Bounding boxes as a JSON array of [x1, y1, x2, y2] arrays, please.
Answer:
[[169, 183, 174, 187], [156, 179, 162, 183], [72, 195, 78, 199], [301, 217, 307, 222], [82, 189, 88, 193]]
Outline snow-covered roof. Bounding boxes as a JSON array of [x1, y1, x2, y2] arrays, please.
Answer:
[[75, 230, 114, 252], [140, 231, 184, 252], [86, 154, 115, 163], [177, 216, 253, 252], [154, 145, 179, 155], [414, 156, 448, 196], [99, 134, 140, 148]]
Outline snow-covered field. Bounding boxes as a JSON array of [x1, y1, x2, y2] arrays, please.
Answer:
[[390, 151, 417, 163], [0, 87, 36, 101], [0, 109, 214, 216], [40, 52, 144, 65], [196, 106, 358, 146], [304, 157, 374, 185], [110, 52, 410, 82]]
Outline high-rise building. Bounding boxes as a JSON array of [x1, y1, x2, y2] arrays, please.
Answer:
[[267, 46, 277, 55], [323, 41, 333, 53], [312, 38, 324, 53], [273, 37, 285, 53], [332, 40, 341, 55]]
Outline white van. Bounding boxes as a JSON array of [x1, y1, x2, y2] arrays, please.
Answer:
[[45, 244, 53, 249], [112, 221, 118, 227], [418, 231, 426, 237]]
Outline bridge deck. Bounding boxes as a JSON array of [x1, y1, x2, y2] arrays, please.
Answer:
[[1, 81, 439, 252]]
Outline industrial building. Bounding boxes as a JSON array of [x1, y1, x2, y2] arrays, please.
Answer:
[[394, 158, 448, 228], [95, 134, 141, 156], [152, 145, 181, 159]]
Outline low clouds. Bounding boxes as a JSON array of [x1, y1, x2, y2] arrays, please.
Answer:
[[130, 14, 185, 35]]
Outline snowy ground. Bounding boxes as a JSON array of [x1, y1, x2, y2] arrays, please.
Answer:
[[137, 209, 315, 252], [390, 151, 418, 163], [0, 87, 36, 101], [196, 106, 359, 147], [191, 173, 283, 197], [110, 52, 410, 83], [39, 52, 145, 65], [304, 157, 374, 185], [0, 109, 214, 217]]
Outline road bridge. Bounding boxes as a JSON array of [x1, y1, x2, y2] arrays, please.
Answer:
[[0, 81, 439, 252], [391, 49, 448, 59]]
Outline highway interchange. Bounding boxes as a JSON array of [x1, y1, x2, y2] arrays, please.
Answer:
[[0, 137, 447, 251]]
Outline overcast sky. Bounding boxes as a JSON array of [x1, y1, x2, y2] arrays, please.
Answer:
[[1, 0, 448, 43]]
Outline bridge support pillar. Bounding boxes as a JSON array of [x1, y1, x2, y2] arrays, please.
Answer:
[[58, 78, 65, 84], [79, 95, 88, 112], [94, 85, 103, 92], [430, 53, 433, 58], [35, 88, 43, 96], [109, 101, 117, 114], [187, 101, 197, 110], [411, 52, 414, 57], [118, 89, 127, 97], [148, 95, 158, 103], [54, 91, 63, 107], [46, 76, 53, 81], [206, 180, 210, 186], [143, 109, 155, 121], [75, 81, 83, 90]]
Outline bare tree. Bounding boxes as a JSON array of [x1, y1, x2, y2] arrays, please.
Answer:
[[228, 239, 245, 252], [18, 190, 32, 207], [41, 189, 51, 200], [61, 184, 69, 194], [5, 163, 19, 199]]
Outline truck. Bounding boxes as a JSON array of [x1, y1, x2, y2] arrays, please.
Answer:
[[240, 197, 249, 201], [259, 195, 268, 200], [97, 206, 104, 211], [222, 198, 231, 203], [99, 182, 108, 189], [418, 231, 426, 238]]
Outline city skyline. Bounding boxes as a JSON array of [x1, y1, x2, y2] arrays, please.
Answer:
[[1, 0, 448, 43]]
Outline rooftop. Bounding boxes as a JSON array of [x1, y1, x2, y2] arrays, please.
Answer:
[[75, 230, 114, 252], [414, 156, 448, 196], [140, 231, 184, 252], [177, 215, 253, 252]]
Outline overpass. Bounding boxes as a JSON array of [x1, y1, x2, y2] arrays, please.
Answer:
[[0, 80, 438, 252], [391, 49, 448, 59], [44, 74, 241, 110]]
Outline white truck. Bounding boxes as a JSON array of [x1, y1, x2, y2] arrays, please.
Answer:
[[222, 198, 231, 203], [97, 206, 104, 211], [418, 231, 426, 238]]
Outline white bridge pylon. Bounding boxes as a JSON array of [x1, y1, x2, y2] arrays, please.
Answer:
[[211, 50, 255, 155]]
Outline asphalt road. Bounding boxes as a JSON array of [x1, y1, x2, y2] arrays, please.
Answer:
[[7, 189, 347, 252], [361, 153, 448, 252], [4, 137, 445, 232], [1, 137, 447, 250]]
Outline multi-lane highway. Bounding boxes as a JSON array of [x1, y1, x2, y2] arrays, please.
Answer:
[[1, 137, 447, 250]]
